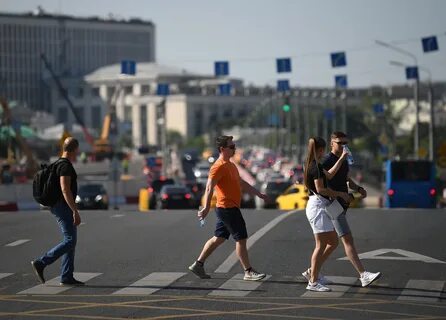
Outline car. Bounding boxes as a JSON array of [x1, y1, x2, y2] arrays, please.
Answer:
[[158, 185, 194, 209], [184, 180, 205, 208], [276, 184, 309, 210], [148, 178, 175, 209], [255, 180, 293, 209], [76, 184, 109, 210]]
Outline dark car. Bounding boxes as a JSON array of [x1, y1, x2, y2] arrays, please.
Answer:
[[158, 185, 194, 209], [148, 178, 175, 209], [255, 179, 292, 209], [76, 184, 109, 210], [184, 180, 205, 208]]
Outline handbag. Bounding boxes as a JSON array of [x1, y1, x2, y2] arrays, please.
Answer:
[[325, 198, 344, 220]]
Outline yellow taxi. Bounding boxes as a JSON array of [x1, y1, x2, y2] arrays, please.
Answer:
[[276, 184, 309, 210]]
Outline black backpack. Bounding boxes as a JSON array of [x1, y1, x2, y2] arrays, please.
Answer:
[[33, 158, 69, 206]]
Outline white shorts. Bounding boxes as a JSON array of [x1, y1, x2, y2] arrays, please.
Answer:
[[305, 195, 335, 234]]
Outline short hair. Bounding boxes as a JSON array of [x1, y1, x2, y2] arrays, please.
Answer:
[[216, 135, 233, 152], [63, 137, 79, 152], [331, 131, 347, 140]]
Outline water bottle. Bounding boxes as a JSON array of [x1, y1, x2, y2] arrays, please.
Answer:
[[198, 206, 206, 227], [343, 145, 354, 165]]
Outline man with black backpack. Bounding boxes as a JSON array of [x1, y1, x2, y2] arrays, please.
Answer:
[[31, 137, 84, 286]]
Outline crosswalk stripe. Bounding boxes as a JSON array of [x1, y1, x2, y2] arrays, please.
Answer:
[[301, 276, 357, 298], [209, 274, 271, 297], [113, 272, 186, 295], [17, 272, 101, 295], [398, 279, 445, 302], [0, 273, 13, 280], [5, 239, 30, 247]]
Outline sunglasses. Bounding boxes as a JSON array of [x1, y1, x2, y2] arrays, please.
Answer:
[[226, 145, 236, 150], [333, 141, 348, 145]]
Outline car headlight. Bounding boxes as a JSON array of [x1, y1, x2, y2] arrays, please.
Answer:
[[194, 171, 201, 178], [75, 195, 81, 203], [95, 195, 103, 202]]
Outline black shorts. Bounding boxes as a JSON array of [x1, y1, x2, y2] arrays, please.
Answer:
[[214, 207, 248, 241]]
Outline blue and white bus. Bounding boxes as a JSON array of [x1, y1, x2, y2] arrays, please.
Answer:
[[384, 160, 437, 208]]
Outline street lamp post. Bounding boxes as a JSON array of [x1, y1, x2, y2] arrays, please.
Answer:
[[376, 40, 420, 159], [390, 60, 435, 161]]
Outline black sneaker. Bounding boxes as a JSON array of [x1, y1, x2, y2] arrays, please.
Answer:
[[31, 260, 45, 284], [60, 278, 85, 286]]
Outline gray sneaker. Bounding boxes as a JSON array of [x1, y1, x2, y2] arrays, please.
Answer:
[[188, 261, 211, 279], [301, 268, 331, 285], [243, 269, 266, 281]]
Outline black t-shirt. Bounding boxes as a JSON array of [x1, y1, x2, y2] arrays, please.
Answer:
[[307, 161, 327, 196], [56, 158, 77, 199], [321, 152, 349, 192]]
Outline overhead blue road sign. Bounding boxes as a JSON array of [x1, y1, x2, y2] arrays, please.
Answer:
[[156, 83, 170, 96], [335, 75, 348, 88], [422, 36, 439, 53], [331, 52, 347, 68], [218, 83, 232, 96], [405, 66, 419, 80], [324, 109, 334, 120], [277, 80, 290, 92], [121, 60, 136, 75], [373, 103, 384, 114], [215, 61, 229, 76], [276, 58, 292, 73]]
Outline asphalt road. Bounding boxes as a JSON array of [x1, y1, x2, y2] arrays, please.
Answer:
[[0, 207, 445, 319]]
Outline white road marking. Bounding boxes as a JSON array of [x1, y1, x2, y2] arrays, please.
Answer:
[[113, 272, 186, 295], [301, 276, 358, 298], [18, 272, 101, 295], [0, 273, 13, 280], [398, 280, 445, 302], [5, 239, 30, 247], [209, 273, 271, 297], [338, 248, 446, 264], [215, 210, 299, 273], [111, 214, 125, 218]]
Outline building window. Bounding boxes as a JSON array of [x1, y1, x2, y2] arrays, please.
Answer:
[[91, 106, 101, 130], [140, 105, 147, 146], [91, 87, 100, 97], [124, 86, 133, 95], [124, 105, 132, 122], [74, 107, 84, 124], [58, 107, 68, 123]]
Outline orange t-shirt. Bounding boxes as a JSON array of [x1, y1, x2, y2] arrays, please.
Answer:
[[209, 158, 241, 208]]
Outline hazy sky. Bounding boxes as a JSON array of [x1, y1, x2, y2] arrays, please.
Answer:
[[1, 0, 445, 88]]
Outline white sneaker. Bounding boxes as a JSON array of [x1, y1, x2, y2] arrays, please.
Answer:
[[243, 269, 266, 281], [306, 281, 331, 292], [360, 271, 381, 287], [301, 268, 331, 285]]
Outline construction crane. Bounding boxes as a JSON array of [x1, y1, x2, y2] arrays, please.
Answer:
[[40, 53, 95, 147], [93, 84, 122, 158], [0, 97, 39, 178]]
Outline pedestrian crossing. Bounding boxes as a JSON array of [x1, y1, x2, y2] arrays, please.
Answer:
[[0, 272, 444, 302]]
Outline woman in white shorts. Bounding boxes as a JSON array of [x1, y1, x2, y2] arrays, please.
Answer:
[[303, 137, 350, 292]]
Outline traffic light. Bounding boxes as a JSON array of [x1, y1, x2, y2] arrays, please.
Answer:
[[282, 96, 291, 112]]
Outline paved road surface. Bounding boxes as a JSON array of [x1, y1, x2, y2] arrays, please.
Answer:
[[0, 208, 445, 319]]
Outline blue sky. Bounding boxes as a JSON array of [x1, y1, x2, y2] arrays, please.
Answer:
[[2, 0, 445, 88]]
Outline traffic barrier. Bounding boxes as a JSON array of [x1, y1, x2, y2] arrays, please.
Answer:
[[139, 189, 149, 212]]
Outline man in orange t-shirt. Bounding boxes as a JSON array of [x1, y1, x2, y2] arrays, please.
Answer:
[[188, 135, 268, 281]]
